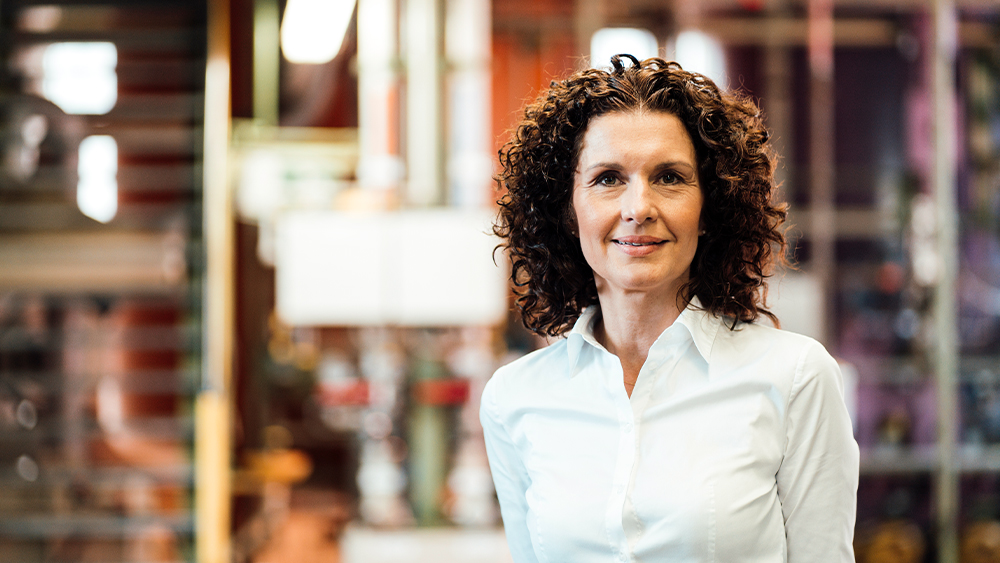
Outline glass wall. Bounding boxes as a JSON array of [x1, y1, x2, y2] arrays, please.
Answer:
[[0, 2, 207, 562]]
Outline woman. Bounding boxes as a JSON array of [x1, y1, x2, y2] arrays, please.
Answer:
[[481, 55, 859, 563]]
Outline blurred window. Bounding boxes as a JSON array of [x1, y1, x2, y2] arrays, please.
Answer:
[[41, 42, 118, 115], [76, 135, 118, 223], [590, 28, 658, 68], [281, 0, 356, 64], [671, 30, 727, 88]]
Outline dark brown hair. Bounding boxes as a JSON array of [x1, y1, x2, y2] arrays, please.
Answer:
[[494, 55, 788, 337]]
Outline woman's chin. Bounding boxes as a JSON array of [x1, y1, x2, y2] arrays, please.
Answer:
[[596, 277, 685, 299]]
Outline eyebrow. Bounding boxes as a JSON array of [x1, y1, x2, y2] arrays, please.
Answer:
[[583, 160, 696, 173]]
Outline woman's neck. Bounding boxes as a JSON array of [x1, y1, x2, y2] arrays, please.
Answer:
[[594, 287, 686, 394]]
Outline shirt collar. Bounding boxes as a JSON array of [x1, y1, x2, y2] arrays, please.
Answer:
[[674, 296, 720, 362], [565, 296, 721, 369], [566, 305, 601, 368]]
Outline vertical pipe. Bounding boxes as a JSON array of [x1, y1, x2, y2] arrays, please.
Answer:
[[932, 0, 959, 561], [807, 0, 835, 346], [197, 0, 233, 561], [358, 0, 403, 192], [763, 0, 793, 202], [253, 0, 280, 125], [574, 0, 604, 64], [405, 0, 444, 206], [408, 337, 448, 526], [445, 0, 491, 208]]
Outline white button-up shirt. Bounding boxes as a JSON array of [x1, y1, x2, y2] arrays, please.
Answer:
[[481, 301, 859, 563]]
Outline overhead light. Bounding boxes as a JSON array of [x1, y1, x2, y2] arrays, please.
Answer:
[[42, 42, 117, 114], [671, 30, 727, 88], [77, 135, 118, 223], [18, 6, 63, 32], [281, 0, 357, 64], [590, 28, 658, 69]]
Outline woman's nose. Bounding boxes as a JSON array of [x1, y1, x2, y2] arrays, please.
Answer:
[[620, 180, 657, 224]]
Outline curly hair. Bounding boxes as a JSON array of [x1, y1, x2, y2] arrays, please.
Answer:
[[494, 55, 788, 337]]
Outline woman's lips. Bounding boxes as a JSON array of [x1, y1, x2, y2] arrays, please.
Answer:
[[613, 235, 665, 245], [612, 236, 666, 256]]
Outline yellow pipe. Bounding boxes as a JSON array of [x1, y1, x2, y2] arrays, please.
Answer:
[[197, 0, 234, 562], [196, 393, 232, 563]]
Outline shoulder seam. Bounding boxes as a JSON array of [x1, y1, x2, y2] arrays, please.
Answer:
[[782, 340, 817, 451], [482, 372, 519, 451]]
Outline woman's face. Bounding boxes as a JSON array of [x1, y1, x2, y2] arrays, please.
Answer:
[[571, 110, 703, 301]]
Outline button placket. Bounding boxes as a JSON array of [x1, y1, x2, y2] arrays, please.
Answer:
[[616, 348, 670, 562], [615, 398, 638, 559], [603, 355, 638, 561]]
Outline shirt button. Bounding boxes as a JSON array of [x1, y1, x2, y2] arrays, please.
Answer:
[[617, 484, 625, 493], [618, 553, 628, 562], [623, 422, 633, 433]]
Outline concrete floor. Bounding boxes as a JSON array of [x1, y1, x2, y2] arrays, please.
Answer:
[[340, 526, 513, 563]]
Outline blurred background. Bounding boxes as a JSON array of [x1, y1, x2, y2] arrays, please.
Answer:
[[0, 0, 997, 562]]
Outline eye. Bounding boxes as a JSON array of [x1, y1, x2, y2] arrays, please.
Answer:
[[658, 171, 681, 184], [596, 173, 621, 187]]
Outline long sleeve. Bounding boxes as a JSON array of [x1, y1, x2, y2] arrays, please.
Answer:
[[480, 375, 539, 563], [776, 340, 860, 563]]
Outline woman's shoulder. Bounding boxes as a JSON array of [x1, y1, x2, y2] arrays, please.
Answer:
[[712, 321, 840, 385], [493, 339, 570, 382], [719, 320, 831, 357], [482, 339, 571, 404]]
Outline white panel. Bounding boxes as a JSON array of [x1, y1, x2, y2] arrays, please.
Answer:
[[275, 210, 507, 326], [276, 211, 389, 325], [394, 210, 506, 325]]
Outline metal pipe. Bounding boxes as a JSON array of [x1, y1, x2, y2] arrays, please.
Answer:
[[253, 0, 280, 125], [445, 0, 492, 208], [763, 2, 794, 205], [807, 0, 836, 346], [931, 0, 959, 560], [404, 0, 444, 206], [358, 0, 403, 192]]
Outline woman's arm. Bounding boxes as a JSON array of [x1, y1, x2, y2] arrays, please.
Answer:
[[480, 375, 540, 563], [776, 340, 860, 563]]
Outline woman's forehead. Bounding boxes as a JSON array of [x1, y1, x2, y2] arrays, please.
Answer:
[[575, 111, 697, 167]]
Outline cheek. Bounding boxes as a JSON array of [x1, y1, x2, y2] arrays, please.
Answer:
[[685, 211, 703, 236], [570, 193, 597, 238], [684, 196, 705, 237], [570, 201, 607, 270], [573, 206, 612, 249]]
